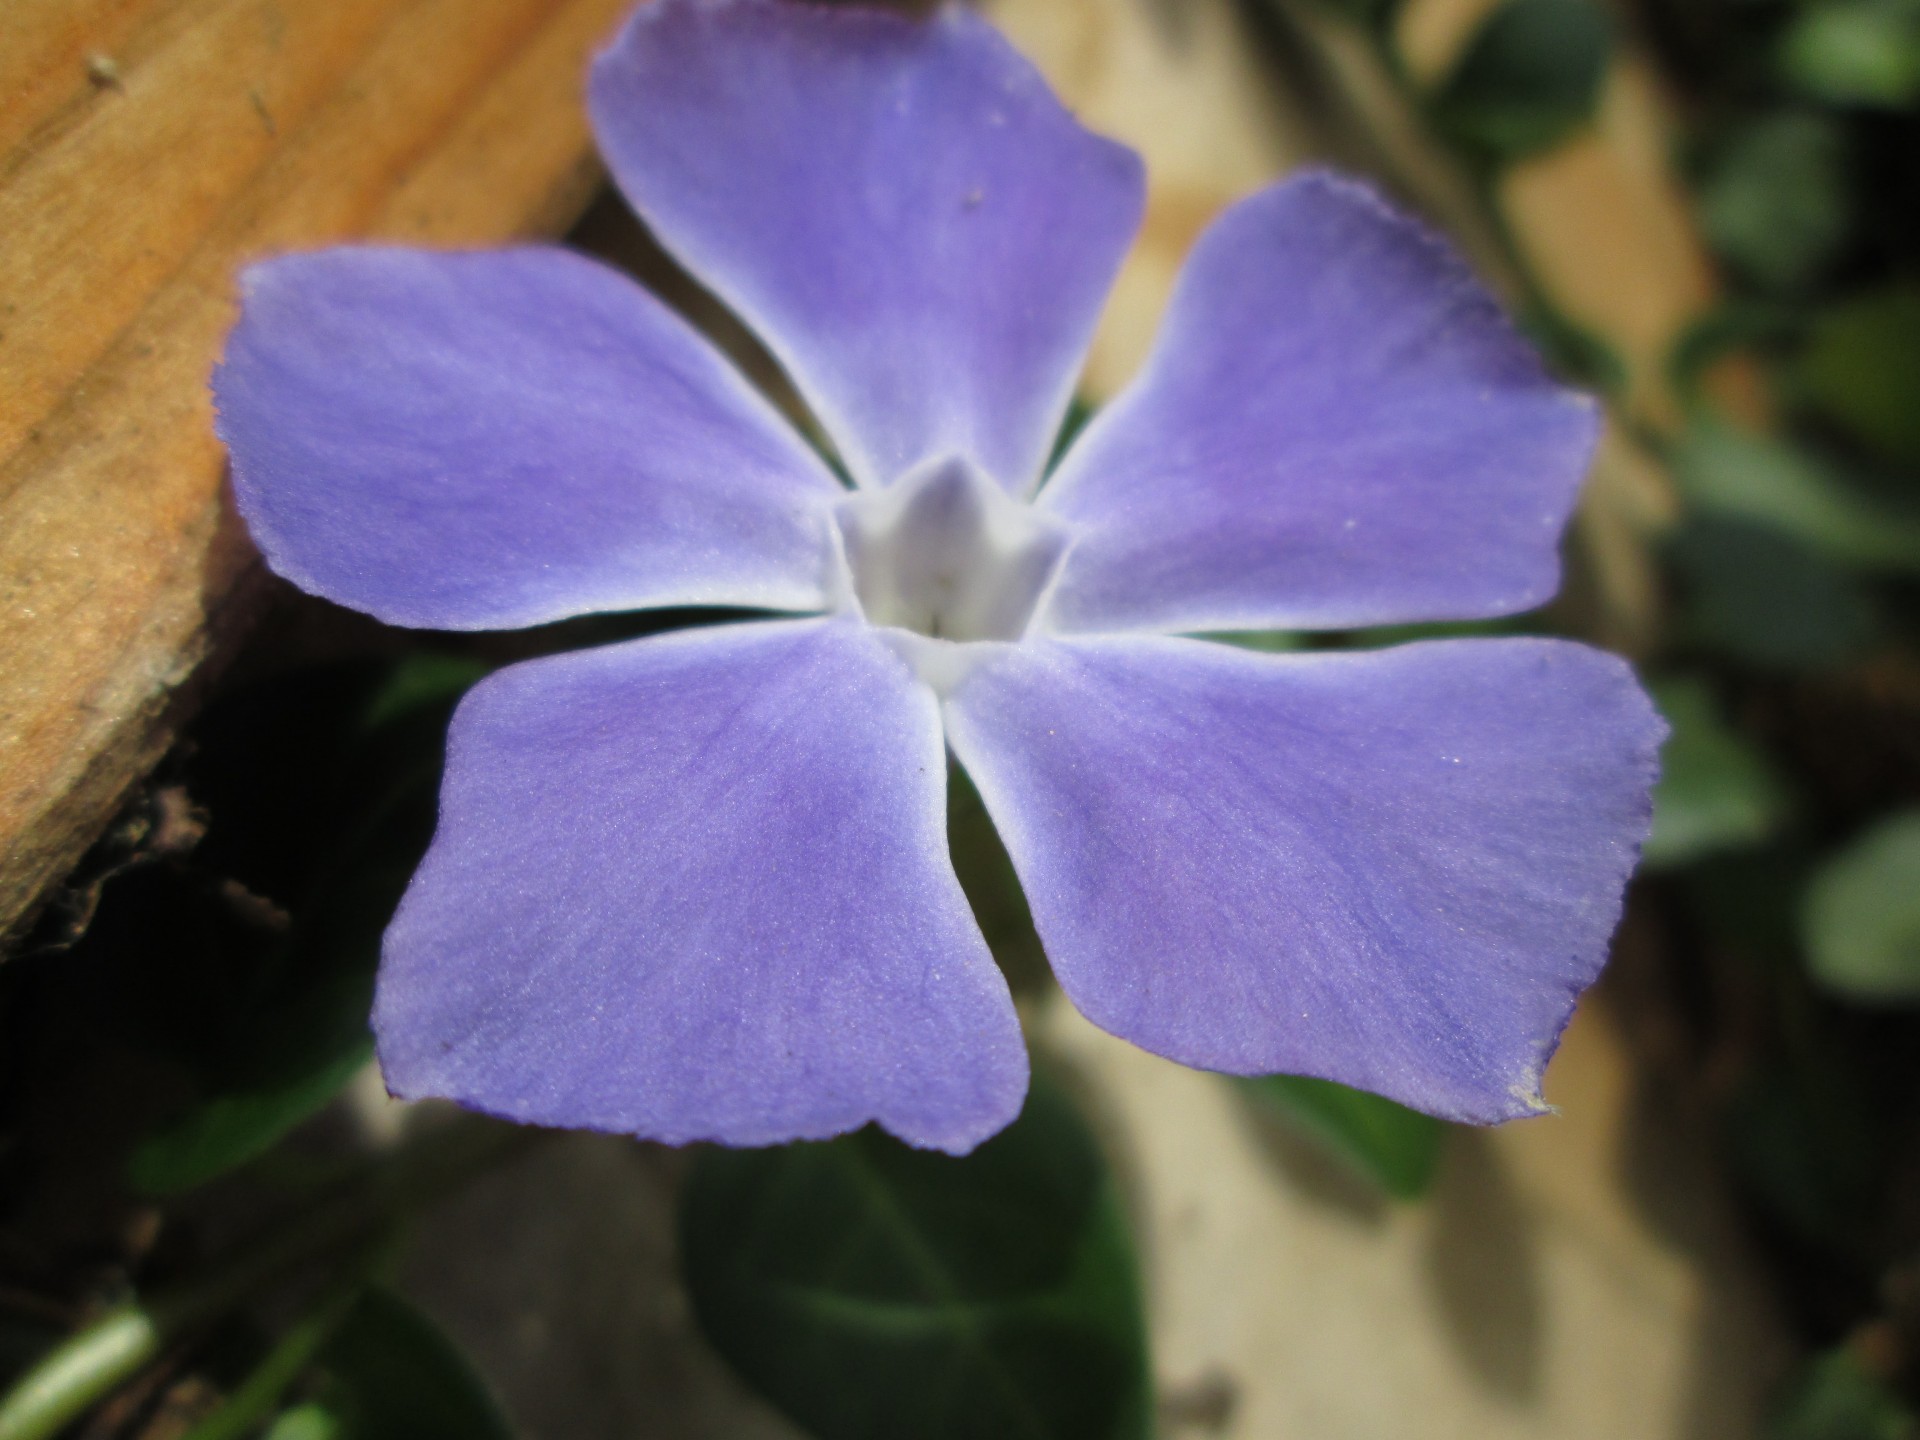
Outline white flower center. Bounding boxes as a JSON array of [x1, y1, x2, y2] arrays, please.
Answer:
[[832, 457, 1071, 693]]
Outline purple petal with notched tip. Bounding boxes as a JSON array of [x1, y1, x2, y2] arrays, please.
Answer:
[[589, 0, 1144, 493], [214, 246, 842, 631], [1040, 172, 1599, 636], [376, 618, 1026, 1153], [943, 635, 1663, 1121]]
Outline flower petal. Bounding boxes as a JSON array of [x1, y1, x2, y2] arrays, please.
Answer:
[[943, 635, 1663, 1121], [215, 246, 842, 631], [1039, 172, 1600, 635], [376, 619, 1026, 1153], [588, 0, 1144, 493]]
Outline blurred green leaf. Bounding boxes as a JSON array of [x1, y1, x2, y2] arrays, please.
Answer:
[[0, 1314, 63, 1394], [1643, 676, 1793, 867], [1798, 285, 1920, 469], [355, 654, 491, 734], [1768, 1346, 1917, 1440], [681, 1078, 1150, 1440], [1666, 519, 1879, 671], [1683, 846, 1814, 962], [1239, 1074, 1446, 1199], [948, 765, 1050, 997], [128, 656, 486, 1194], [1431, 0, 1614, 161], [1046, 397, 1098, 477], [262, 1407, 343, 1440], [129, 1041, 373, 1195], [1670, 302, 1805, 406], [1780, 0, 1920, 107], [1727, 1062, 1886, 1251], [182, 1272, 370, 1440], [1297, 0, 1405, 30], [1518, 300, 1627, 395], [297, 1288, 514, 1440], [1348, 614, 1540, 648], [1671, 419, 1920, 573], [1801, 809, 1920, 1002], [1698, 113, 1854, 293], [1205, 631, 1307, 652]]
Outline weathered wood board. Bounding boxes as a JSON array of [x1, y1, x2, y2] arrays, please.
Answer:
[[0, 0, 635, 944]]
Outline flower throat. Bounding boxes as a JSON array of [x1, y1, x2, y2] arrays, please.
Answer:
[[833, 456, 1070, 644]]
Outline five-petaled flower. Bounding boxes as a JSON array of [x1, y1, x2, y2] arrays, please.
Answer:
[[212, 0, 1663, 1155]]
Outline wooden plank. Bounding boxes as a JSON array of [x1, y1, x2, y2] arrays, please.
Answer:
[[0, 0, 409, 467], [0, 0, 635, 943], [0, 0, 172, 160]]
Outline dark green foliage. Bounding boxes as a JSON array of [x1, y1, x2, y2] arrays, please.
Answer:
[[1431, 0, 1613, 161], [126, 654, 487, 1194], [1698, 113, 1856, 293], [1306, 0, 1406, 33], [1239, 1074, 1447, 1199], [1665, 519, 1880, 671], [1768, 1346, 1917, 1440], [1518, 299, 1628, 396], [1797, 285, 1920, 469], [1644, 675, 1794, 867], [1725, 1059, 1892, 1256], [1670, 419, 1920, 573], [1779, 0, 1920, 108], [1801, 809, 1920, 1001], [264, 1289, 514, 1440], [679, 1078, 1150, 1440], [947, 765, 1051, 998]]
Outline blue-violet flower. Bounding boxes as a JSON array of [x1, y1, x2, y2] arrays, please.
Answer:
[[212, 0, 1665, 1154]]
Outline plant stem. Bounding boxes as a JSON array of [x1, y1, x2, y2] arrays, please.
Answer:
[[0, 1119, 533, 1440], [174, 1252, 380, 1440]]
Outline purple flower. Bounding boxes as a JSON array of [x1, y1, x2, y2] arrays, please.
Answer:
[[211, 0, 1663, 1155]]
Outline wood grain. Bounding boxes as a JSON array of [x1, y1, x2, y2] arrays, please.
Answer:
[[0, 0, 634, 944]]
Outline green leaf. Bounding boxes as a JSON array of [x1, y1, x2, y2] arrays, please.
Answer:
[[0, 1313, 63, 1394], [1670, 418, 1920, 574], [128, 655, 486, 1195], [1238, 1074, 1446, 1199], [129, 1039, 373, 1195], [1801, 809, 1920, 1002], [1045, 397, 1097, 477], [1797, 285, 1920, 469], [1202, 631, 1307, 652], [680, 1077, 1150, 1440], [1669, 301, 1804, 407], [1726, 1061, 1886, 1252], [1518, 299, 1627, 395], [1779, 0, 1920, 107], [1300, 0, 1405, 32], [948, 766, 1050, 997], [262, 1408, 343, 1440], [1431, 0, 1614, 162], [1681, 846, 1813, 962], [1347, 614, 1539, 648], [354, 654, 491, 734], [1768, 1346, 1917, 1440], [1666, 519, 1879, 671], [1697, 112, 1854, 293], [181, 1272, 370, 1440], [1643, 676, 1792, 868], [306, 1288, 514, 1440]]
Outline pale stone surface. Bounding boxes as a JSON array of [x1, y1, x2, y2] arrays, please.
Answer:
[[1040, 996, 1790, 1439]]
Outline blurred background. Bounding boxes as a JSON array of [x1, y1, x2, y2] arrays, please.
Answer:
[[4, 0, 1920, 1435]]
